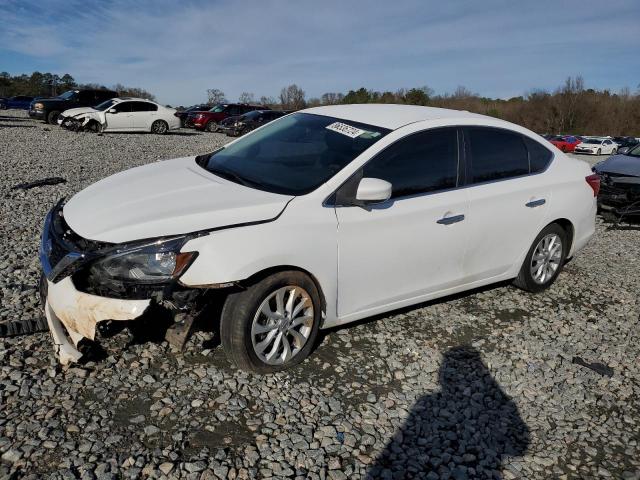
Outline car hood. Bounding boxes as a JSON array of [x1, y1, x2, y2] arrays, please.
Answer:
[[594, 154, 640, 177], [62, 106, 98, 117], [63, 156, 293, 243]]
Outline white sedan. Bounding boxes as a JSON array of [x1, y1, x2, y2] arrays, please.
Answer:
[[40, 104, 597, 371], [574, 137, 618, 155], [57, 97, 180, 134]]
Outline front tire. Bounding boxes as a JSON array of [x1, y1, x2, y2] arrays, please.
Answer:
[[205, 121, 218, 132], [220, 271, 321, 373], [611, 148, 617, 155], [513, 223, 567, 293], [151, 120, 168, 134], [47, 110, 60, 124]]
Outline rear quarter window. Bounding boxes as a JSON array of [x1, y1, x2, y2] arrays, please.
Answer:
[[524, 137, 553, 173]]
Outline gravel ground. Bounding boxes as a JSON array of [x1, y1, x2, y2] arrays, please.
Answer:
[[1, 109, 639, 480]]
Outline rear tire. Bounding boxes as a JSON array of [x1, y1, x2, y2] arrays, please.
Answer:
[[597, 148, 601, 155], [513, 223, 568, 293], [47, 110, 60, 124], [220, 271, 321, 373], [205, 121, 218, 132], [611, 148, 617, 155]]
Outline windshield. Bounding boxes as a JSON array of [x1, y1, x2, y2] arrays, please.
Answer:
[[210, 104, 227, 113], [201, 112, 390, 195], [627, 144, 640, 157], [94, 99, 117, 111], [58, 90, 77, 100], [583, 139, 602, 144]]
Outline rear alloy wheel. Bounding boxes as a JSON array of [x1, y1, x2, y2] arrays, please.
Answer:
[[151, 120, 168, 134], [513, 223, 567, 293], [206, 121, 218, 132], [47, 110, 61, 124], [220, 271, 321, 373]]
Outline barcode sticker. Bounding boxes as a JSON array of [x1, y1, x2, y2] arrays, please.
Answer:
[[325, 122, 365, 138]]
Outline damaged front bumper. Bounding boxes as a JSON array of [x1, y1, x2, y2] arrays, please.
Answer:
[[39, 202, 203, 365], [44, 276, 150, 365], [597, 172, 640, 217]]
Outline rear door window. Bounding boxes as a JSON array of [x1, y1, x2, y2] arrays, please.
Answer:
[[362, 128, 459, 199], [467, 128, 529, 183]]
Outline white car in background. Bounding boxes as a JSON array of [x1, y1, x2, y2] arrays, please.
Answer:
[[57, 97, 180, 134], [40, 104, 597, 372], [574, 137, 618, 155]]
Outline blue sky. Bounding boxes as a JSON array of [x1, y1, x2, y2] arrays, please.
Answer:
[[0, 0, 638, 106]]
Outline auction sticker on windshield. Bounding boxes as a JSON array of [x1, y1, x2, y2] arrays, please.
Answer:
[[326, 122, 366, 138]]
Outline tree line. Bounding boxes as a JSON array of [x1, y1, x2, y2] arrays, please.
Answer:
[[0, 72, 156, 101], [213, 77, 640, 136]]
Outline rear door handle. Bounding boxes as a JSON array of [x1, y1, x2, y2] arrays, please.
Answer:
[[525, 199, 546, 208], [437, 214, 465, 225]]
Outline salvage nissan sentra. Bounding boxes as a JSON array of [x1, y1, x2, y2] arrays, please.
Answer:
[[40, 104, 597, 372]]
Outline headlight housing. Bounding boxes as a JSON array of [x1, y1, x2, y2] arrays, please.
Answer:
[[88, 238, 197, 284], [34, 102, 44, 110]]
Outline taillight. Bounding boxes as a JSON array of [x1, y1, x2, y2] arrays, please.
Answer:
[[585, 174, 600, 197]]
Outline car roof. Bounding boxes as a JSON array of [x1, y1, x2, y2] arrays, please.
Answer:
[[114, 97, 154, 103], [302, 104, 488, 130]]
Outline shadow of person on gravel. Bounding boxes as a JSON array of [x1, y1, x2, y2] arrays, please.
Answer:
[[367, 346, 530, 480]]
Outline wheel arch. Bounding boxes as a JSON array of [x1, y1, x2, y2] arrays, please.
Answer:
[[238, 265, 327, 316], [547, 218, 574, 254]]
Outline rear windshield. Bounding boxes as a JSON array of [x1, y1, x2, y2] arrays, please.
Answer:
[[583, 139, 602, 144], [200, 112, 390, 195]]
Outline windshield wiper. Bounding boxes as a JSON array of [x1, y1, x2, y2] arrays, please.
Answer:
[[207, 166, 259, 189]]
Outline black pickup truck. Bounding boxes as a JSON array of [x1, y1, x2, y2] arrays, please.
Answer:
[[29, 89, 118, 124]]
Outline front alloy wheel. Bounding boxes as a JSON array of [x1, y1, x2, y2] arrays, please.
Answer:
[[251, 286, 314, 365], [220, 271, 321, 372]]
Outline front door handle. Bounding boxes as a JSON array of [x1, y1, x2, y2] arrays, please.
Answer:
[[437, 214, 465, 225], [525, 199, 546, 208]]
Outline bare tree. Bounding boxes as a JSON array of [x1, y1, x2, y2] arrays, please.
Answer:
[[207, 89, 227, 104], [320, 92, 344, 105], [238, 92, 255, 104], [259, 96, 276, 107], [279, 84, 306, 110]]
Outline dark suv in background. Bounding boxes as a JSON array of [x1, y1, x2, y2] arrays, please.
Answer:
[[30, 89, 118, 124], [0, 95, 36, 110], [185, 103, 267, 132], [221, 110, 290, 137]]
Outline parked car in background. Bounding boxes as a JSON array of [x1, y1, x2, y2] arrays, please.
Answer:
[[39, 104, 596, 371], [57, 97, 179, 134], [30, 89, 118, 124], [574, 137, 618, 155], [613, 136, 639, 150], [549, 135, 583, 152], [223, 110, 290, 137], [185, 103, 268, 132], [593, 143, 640, 217], [175, 104, 213, 127], [0, 95, 35, 110]]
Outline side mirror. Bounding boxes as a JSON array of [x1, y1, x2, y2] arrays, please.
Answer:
[[618, 147, 629, 155], [108, 109, 117, 114], [355, 178, 392, 204]]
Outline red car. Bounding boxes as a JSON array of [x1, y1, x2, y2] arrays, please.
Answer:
[[185, 103, 268, 132], [549, 135, 583, 152]]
